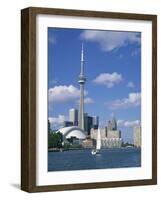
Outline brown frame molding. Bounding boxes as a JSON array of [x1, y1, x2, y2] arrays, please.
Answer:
[[21, 7, 157, 192]]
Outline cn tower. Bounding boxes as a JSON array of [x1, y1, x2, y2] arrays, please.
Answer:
[[78, 43, 86, 130]]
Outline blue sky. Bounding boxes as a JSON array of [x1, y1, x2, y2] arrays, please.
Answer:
[[48, 27, 141, 143]]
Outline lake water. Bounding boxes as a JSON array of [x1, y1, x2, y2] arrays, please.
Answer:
[[48, 148, 141, 171]]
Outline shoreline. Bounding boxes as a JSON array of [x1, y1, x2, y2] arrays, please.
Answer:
[[48, 146, 140, 152]]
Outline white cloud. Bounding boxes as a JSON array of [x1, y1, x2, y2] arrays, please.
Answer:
[[127, 81, 135, 88], [49, 85, 91, 104], [49, 115, 66, 129], [49, 85, 81, 103], [84, 97, 94, 104], [81, 30, 140, 52], [93, 72, 122, 88], [49, 115, 65, 125], [118, 120, 140, 128], [106, 92, 141, 109]]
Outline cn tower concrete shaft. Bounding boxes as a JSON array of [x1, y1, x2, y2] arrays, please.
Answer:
[[78, 44, 86, 130]]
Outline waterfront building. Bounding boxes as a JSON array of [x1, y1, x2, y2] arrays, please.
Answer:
[[102, 138, 122, 148], [107, 130, 121, 138], [90, 128, 97, 140], [58, 126, 87, 143], [133, 125, 141, 147], [90, 128, 106, 139], [69, 108, 78, 126], [78, 44, 86, 130], [67, 137, 80, 145], [90, 114, 122, 148], [82, 139, 94, 148]]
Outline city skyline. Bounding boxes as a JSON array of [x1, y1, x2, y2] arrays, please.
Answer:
[[48, 27, 141, 143]]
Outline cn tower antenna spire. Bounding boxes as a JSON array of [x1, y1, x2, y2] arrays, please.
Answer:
[[78, 43, 86, 130], [80, 43, 84, 75], [81, 43, 84, 61]]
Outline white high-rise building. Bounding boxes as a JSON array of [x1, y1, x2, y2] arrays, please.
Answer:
[[133, 126, 141, 147], [92, 116, 99, 127], [78, 44, 86, 130], [69, 108, 78, 126]]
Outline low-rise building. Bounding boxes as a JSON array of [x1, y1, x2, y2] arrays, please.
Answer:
[[101, 138, 122, 148], [82, 139, 94, 148], [107, 130, 121, 138], [90, 128, 107, 139], [58, 126, 87, 144]]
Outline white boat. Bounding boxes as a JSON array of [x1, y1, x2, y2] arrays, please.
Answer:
[[91, 128, 101, 155]]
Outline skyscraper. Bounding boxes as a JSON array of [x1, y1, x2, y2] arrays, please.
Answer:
[[107, 120, 112, 131], [78, 44, 86, 130], [133, 126, 141, 147], [84, 113, 88, 133], [92, 116, 99, 128], [84, 113, 93, 135], [87, 116, 93, 135], [69, 108, 78, 126], [111, 113, 117, 130]]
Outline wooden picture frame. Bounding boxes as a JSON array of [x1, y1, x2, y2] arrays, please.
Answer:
[[21, 7, 157, 192]]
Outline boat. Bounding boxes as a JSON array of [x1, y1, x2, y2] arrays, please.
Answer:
[[91, 128, 101, 155]]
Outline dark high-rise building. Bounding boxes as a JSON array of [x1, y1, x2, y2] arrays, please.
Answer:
[[107, 113, 117, 131], [84, 113, 93, 135], [84, 113, 88, 133], [87, 116, 93, 135], [63, 121, 74, 127], [111, 113, 117, 130]]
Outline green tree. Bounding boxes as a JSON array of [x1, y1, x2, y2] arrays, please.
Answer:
[[48, 131, 63, 149], [48, 119, 51, 134]]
